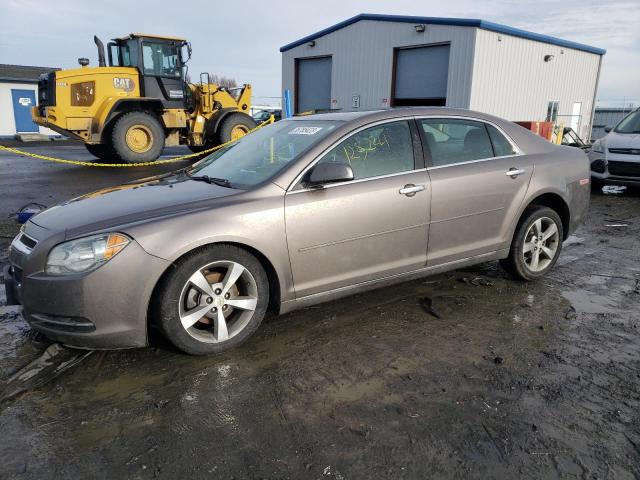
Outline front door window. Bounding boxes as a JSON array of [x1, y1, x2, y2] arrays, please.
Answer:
[[315, 120, 416, 180]]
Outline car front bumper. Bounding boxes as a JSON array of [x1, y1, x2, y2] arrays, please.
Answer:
[[589, 153, 640, 185], [7, 235, 170, 350]]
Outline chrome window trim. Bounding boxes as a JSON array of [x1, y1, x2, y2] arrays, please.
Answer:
[[426, 153, 523, 171], [286, 116, 419, 193], [415, 115, 523, 170], [287, 168, 428, 195]]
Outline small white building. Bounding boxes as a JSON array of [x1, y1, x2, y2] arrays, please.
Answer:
[[281, 14, 605, 141], [0, 64, 59, 138]]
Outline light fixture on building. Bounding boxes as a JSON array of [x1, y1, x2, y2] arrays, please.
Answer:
[[414, 24, 425, 33], [544, 54, 554, 62], [308, 40, 316, 47]]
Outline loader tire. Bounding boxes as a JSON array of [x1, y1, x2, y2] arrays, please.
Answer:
[[85, 143, 116, 161], [217, 113, 257, 145], [187, 144, 214, 155], [111, 112, 164, 163]]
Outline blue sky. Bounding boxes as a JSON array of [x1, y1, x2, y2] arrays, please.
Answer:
[[1, 0, 638, 107]]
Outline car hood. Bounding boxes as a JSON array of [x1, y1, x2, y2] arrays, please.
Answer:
[[29, 173, 240, 238], [604, 131, 640, 149]]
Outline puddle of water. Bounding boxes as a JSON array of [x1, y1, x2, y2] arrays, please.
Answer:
[[562, 289, 620, 315], [0, 343, 92, 403], [0, 306, 51, 379]]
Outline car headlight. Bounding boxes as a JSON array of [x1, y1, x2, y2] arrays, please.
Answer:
[[46, 233, 130, 275], [591, 141, 604, 154]]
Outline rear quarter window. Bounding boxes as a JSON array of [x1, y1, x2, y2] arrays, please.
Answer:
[[487, 124, 517, 157]]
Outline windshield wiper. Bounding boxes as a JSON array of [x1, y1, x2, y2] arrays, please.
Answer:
[[186, 173, 232, 188]]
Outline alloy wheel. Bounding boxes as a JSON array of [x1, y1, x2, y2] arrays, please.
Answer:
[[522, 216, 560, 272], [178, 261, 258, 343]]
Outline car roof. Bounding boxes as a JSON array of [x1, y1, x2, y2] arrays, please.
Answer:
[[290, 107, 510, 124]]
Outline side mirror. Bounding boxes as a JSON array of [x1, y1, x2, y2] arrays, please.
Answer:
[[305, 162, 354, 187], [604, 125, 613, 133]]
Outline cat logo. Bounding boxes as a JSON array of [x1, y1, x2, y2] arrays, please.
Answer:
[[113, 77, 135, 92]]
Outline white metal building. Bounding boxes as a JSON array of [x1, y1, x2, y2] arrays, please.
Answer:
[[281, 14, 605, 141], [0, 64, 58, 138]]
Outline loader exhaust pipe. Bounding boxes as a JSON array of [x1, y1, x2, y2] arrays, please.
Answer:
[[94, 35, 106, 67]]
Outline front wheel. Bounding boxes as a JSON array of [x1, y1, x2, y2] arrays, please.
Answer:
[[153, 245, 269, 355], [111, 112, 165, 163], [85, 143, 119, 163], [500, 206, 564, 281]]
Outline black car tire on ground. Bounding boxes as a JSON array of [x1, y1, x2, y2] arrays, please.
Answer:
[[591, 178, 605, 193], [217, 113, 257, 144], [111, 112, 165, 164], [153, 245, 269, 355], [500, 205, 564, 281]]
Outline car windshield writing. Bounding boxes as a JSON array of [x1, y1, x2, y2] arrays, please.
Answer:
[[188, 120, 341, 188], [615, 110, 640, 134]]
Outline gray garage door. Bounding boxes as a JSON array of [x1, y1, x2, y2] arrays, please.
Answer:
[[393, 44, 450, 106], [296, 56, 332, 113]]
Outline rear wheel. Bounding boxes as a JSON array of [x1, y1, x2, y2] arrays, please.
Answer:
[[217, 113, 256, 145], [591, 177, 605, 193], [153, 245, 269, 355], [187, 143, 214, 155], [111, 112, 164, 163], [500, 206, 563, 281]]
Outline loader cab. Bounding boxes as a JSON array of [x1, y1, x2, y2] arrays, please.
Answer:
[[107, 34, 189, 109]]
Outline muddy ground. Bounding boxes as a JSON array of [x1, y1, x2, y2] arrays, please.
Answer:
[[0, 145, 639, 479]]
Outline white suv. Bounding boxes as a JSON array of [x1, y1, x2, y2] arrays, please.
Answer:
[[589, 109, 640, 189]]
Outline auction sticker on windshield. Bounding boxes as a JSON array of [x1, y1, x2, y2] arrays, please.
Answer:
[[289, 127, 323, 135]]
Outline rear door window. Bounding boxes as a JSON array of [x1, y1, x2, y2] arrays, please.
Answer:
[[420, 119, 494, 167]]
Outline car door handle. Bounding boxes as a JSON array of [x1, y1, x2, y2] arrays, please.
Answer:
[[506, 168, 526, 178], [399, 184, 426, 196]]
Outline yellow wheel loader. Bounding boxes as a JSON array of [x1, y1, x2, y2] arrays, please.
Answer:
[[32, 34, 256, 163]]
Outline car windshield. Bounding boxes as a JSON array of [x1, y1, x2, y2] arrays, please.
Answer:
[[614, 110, 640, 134], [187, 120, 342, 189]]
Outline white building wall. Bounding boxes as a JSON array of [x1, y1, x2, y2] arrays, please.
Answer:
[[469, 29, 602, 141], [282, 20, 477, 112], [0, 82, 57, 136]]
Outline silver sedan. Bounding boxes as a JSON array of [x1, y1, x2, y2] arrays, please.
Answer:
[[6, 108, 591, 354]]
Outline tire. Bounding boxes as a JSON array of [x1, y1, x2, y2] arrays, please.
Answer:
[[500, 206, 564, 281], [85, 143, 118, 162], [153, 245, 269, 355], [111, 111, 164, 163], [187, 145, 209, 154], [591, 177, 605, 193], [217, 112, 257, 145], [187, 143, 215, 156]]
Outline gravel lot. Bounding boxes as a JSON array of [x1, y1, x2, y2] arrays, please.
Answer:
[[1, 144, 639, 479]]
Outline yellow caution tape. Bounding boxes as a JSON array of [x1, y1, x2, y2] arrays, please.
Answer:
[[0, 116, 275, 168]]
